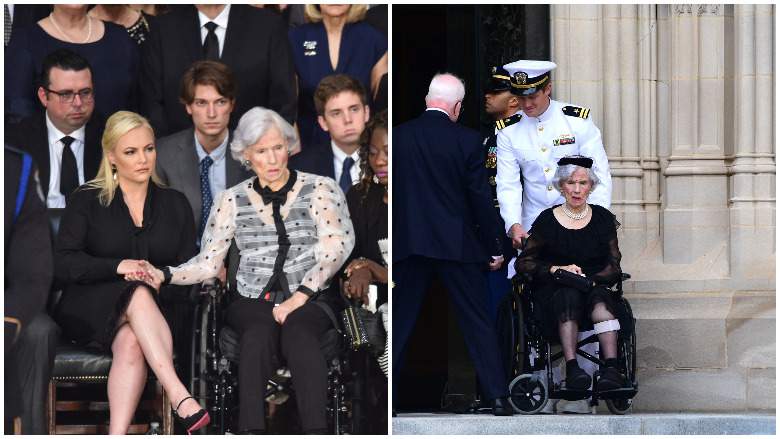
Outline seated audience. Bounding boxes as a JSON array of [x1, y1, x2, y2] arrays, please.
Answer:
[[289, 4, 386, 148], [5, 4, 138, 122], [289, 74, 370, 194], [514, 156, 627, 392], [53, 111, 207, 434], [136, 107, 354, 434], [140, 4, 296, 137]]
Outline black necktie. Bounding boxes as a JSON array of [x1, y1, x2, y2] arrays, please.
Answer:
[[339, 157, 355, 193], [203, 21, 219, 60], [60, 136, 79, 197]]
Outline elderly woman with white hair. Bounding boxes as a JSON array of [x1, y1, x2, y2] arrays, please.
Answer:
[[140, 107, 355, 434], [514, 155, 626, 393]]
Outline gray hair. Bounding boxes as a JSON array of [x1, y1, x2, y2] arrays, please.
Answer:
[[230, 107, 299, 167], [425, 73, 465, 106], [552, 164, 600, 192]]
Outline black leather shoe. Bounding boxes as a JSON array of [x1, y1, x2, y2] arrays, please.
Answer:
[[565, 363, 592, 391], [491, 397, 513, 416], [596, 366, 625, 391]]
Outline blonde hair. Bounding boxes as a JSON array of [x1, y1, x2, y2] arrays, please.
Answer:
[[86, 111, 163, 206], [304, 4, 367, 23]]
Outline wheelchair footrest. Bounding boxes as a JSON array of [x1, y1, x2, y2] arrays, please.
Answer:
[[594, 387, 637, 400]]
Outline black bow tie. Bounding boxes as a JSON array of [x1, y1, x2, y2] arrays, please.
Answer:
[[253, 170, 297, 206]]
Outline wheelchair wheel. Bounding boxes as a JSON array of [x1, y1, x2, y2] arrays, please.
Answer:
[[508, 374, 548, 414], [607, 298, 636, 415], [606, 397, 632, 415]]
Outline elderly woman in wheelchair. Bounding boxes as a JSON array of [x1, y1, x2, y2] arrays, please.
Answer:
[[135, 107, 354, 434], [514, 156, 628, 396]]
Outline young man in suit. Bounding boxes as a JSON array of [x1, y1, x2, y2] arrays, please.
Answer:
[[6, 48, 103, 209], [140, 4, 297, 137], [289, 74, 370, 195], [156, 60, 251, 245], [392, 73, 512, 416]]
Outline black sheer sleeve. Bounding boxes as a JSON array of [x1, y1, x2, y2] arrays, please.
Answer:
[[589, 206, 623, 286], [514, 231, 553, 283]]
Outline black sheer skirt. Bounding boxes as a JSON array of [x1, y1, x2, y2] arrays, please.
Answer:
[[532, 283, 620, 339]]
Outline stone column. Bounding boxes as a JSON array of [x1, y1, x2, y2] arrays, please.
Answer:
[[661, 4, 730, 271], [729, 4, 776, 284]]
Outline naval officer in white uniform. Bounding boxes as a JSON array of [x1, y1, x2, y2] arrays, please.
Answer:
[[496, 60, 612, 247]]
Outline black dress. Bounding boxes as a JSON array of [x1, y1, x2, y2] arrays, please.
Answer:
[[515, 204, 622, 338], [345, 182, 388, 306], [54, 183, 196, 349]]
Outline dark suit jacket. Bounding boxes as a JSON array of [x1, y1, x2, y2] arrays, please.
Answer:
[[393, 110, 504, 264], [288, 143, 336, 179], [5, 112, 104, 200], [140, 5, 297, 137], [155, 128, 252, 224]]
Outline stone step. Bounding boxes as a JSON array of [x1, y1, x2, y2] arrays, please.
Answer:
[[393, 413, 775, 435]]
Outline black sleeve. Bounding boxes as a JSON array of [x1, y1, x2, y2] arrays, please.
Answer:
[[138, 16, 168, 135], [464, 131, 503, 256], [54, 191, 123, 284], [6, 163, 53, 334], [514, 228, 553, 283], [589, 207, 622, 286], [174, 192, 198, 264], [265, 14, 298, 124]]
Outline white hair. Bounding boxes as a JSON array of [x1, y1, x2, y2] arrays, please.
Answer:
[[230, 107, 299, 168], [425, 73, 465, 106], [552, 164, 600, 192]]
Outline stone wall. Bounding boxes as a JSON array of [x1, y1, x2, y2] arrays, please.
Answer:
[[550, 4, 775, 411]]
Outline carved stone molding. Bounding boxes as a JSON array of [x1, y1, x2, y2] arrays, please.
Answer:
[[673, 4, 721, 16]]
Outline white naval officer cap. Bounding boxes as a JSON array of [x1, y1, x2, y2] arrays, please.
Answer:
[[503, 60, 557, 96]]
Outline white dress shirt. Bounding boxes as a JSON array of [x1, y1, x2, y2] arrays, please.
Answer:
[[496, 98, 612, 232], [331, 141, 361, 191], [45, 113, 86, 208], [198, 5, 231, 58]]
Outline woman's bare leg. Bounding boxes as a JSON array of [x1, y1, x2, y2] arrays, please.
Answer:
[[559, 320, 579, 361], [108, 325, 147, 434], [591, 303, 617, 359], [123, 285, 201, 417]]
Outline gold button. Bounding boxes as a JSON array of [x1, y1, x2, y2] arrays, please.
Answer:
[[541, 147, 547, 152], [538, 126, 544, 132], [548, 185, 553, 191], [544, 167, 550, 173]]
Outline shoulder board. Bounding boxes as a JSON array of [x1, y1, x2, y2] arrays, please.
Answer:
[[561, 105, 591, 119], [495, 113, 523, 130]]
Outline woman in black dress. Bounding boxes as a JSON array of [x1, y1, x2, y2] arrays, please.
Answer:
[[515, 155, 626, 392], [54, 111, 209, 434]]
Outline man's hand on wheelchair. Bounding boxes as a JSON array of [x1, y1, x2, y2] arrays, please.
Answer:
[[509, 223, 529, 249]]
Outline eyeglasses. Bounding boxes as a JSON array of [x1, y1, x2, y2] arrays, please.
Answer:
[[44, 87, 94, 104]]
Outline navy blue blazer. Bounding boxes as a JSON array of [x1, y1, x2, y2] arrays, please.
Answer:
[[393, 110, 504, 264], [288, 143, 335, 179]]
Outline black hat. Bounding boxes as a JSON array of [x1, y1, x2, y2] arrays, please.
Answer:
[[485, 65, 512, 93], [557, 155, 593, 168]]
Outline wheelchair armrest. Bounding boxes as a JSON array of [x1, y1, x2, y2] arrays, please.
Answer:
[[621, 272, 632, 281]]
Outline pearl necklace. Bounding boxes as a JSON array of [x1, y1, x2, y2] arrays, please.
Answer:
[[49, 13, 92, 44], [561, 203, 589, 220]]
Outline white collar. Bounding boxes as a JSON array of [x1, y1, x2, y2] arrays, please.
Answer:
[[535, 98, 557, 123], [194, 132, 229, 163], [331, 141, 360, 163], [198, 5, 230, 30], [45, 112, 86, 146]]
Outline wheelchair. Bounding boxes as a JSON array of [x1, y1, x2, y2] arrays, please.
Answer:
[[504, 272, 638, 415], [186, 250, 381, 434]]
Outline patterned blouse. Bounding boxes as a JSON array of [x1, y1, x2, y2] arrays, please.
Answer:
[[169, 171, 355, 301]]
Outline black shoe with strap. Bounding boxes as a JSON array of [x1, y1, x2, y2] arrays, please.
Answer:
[[596, 366, 626, 392], [173, 396, 210, 435], [565, 360, 592, 391]]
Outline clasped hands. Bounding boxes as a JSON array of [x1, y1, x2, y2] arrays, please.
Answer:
[[118, 259, 164, 289], [343, 258, 387, 305]]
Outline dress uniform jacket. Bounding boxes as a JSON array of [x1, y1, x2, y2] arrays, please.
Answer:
[[496, 98, 612, 231]]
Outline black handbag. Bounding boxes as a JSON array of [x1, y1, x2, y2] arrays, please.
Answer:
[[552, 268, 595, 292], [340, 298, 386, 357]]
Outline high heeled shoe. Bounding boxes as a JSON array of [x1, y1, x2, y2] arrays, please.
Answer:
[[172, 396, 210, 434]]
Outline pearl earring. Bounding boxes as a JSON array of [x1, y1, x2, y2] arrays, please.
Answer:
[[243, 160, 251, 168]]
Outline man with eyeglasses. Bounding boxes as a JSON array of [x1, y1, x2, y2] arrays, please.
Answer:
[[7, 48, 104, 209], [4, 48, 103, 434]]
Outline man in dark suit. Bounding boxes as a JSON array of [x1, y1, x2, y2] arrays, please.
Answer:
[[6, 48, 103, 208], [140, 4, 297, 137], [4, 146, 53, 434], [156, 60, 251, 245], [4, 48, 103, 434], [289, 74, 369, 194], [392, 73, 512, 415]]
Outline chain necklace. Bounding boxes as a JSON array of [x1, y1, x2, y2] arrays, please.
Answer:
[[49, 12, 92, 44], [561, 203, 589, 220]]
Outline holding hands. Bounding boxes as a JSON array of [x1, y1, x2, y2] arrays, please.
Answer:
[[120, 259, 164, 290]]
